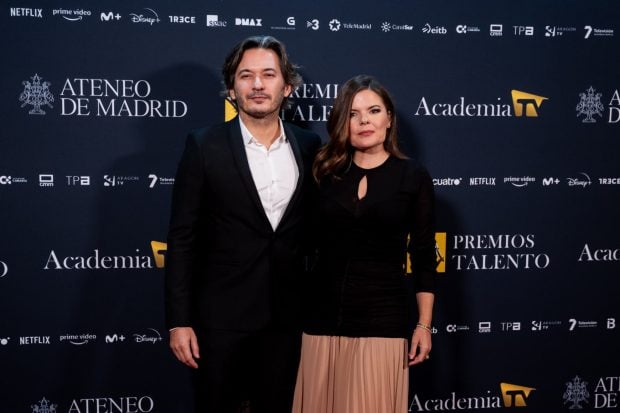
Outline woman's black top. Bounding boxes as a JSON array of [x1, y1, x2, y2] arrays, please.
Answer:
[[303, 156, 437, 339]]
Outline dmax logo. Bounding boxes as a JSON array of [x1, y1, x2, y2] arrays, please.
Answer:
[[500, 383, 536, 407]]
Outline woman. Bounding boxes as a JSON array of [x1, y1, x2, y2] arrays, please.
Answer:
[[293, 75, 436, 413]]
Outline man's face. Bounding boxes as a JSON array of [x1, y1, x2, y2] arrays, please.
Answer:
[[229, 48, 292, 120]]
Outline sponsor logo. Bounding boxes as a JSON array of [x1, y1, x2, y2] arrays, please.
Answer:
[[0, 337, 10, 345], [479, 322, 492, 333], [0, 175, 27, 185], [52, 8, 91, 21], [101, 12, 121, 21], [469, 177, 496, 186], [542, 177, 560, 186], [584, 25, 614, 39], [306, 19, 319, 30], [20, 74, 54, 115], [235, 17, 262, 27], [456, 25, 481, 34], [608, 318, 616, 329], [513, 26, 534, 36], [21, 75, 188, 118], [415, 90, 546, 118], [133, 328, 163, 344], [452, 233, 550, 271], [545, 26, 576, 37], [501, 322, 521, 332], [328, 19, 370, 31], [433, 177, 462, 186], [490, 24, 503, 36], [599, 177, 620, 185], [445, 324, 470, 333], [105, 334, 126, 343], [9, 8, 42, 18], [531, 320, 562, 331], [31, 398, 57, 413], [206, 15, 227, 27], [567, 173, 592, 188], [500, 383, 536, 407], [410, 382, 535, 411], [568, 319, 598, 331], [39, 174, 54, 187], [103, 175, 139, 187], [271, 16, 296, 31], [151, 241, 167, 268], [130, 8, 160, 25], [284, 83, 338, 122], [20, 336, 51, 345], [148, 174, 175, 188], [59, 333, 96, 345], [381, 22, 414, 32], [66, 176, 90, 186], [503, 176, 536, 187], [422, 23, 447, 34], [511, 90, 547, 117], [68, 396, 155, 412], [578, 243, 620, 262], [577, 86, 604, 123], [564, 376, 590, 409], [168, 15, 195, 24], [43, 248, 154, 270], [0, 261, 7, 278]]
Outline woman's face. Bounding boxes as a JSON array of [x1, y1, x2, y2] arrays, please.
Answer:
[[348, 89, 392, 153]]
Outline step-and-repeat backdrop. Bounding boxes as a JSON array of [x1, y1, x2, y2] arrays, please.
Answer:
[[1, 1, 619, 412]]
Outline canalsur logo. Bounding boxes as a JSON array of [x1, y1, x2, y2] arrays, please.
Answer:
[[31, 397, 57, 413], [20, 74, 54, 115]]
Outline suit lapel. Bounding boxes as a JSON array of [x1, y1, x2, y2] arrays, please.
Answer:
[[278, 123, 305, 228], [227, 118, 272, 230]]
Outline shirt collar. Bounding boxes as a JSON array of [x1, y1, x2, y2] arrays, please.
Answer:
[[238, 116, 287, 146]]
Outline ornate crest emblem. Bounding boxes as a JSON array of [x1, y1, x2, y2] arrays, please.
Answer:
[[563, 376, 590, 409], [31, 397, 58, 413], [576, 86, 604, 123], [19, 74, 54, 115]]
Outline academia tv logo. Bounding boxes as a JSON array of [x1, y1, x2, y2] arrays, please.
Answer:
[[500, 383, 536, 407], [150, 241, 167, 268], [406, 232, 446, 274], [415, 90, 547, 118]]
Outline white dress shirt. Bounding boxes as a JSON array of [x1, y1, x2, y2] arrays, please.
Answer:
[[239, 117, 299, 230]]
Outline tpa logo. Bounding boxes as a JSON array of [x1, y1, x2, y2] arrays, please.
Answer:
[[19, 74, 54, 115]]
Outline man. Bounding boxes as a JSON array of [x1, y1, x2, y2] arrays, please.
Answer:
[[165, 36, 321, 413]]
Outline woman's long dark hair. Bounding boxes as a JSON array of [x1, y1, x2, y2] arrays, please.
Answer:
[[313, 75, 405, 182]]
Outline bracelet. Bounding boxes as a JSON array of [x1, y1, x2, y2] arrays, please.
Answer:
[[416, 322, 432, 333]]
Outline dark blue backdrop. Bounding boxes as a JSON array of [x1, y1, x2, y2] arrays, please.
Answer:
[[1, 1, 619, 412]]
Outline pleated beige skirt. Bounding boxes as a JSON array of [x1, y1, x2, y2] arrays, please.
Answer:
[[292, 333, 409, 413]]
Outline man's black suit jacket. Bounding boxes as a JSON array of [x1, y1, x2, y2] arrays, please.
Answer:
[[165, 118, 321, 332]]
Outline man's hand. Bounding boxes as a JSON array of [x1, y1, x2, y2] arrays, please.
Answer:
[[169, 327, 200, 369]]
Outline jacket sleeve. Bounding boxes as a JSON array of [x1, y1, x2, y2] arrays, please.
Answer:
[[164, 133, 205, 329]]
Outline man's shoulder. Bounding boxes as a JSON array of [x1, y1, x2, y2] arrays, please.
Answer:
[[187, 120, 236, 146]]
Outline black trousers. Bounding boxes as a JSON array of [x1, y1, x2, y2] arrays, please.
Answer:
[[193, 326, 301, 413]]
